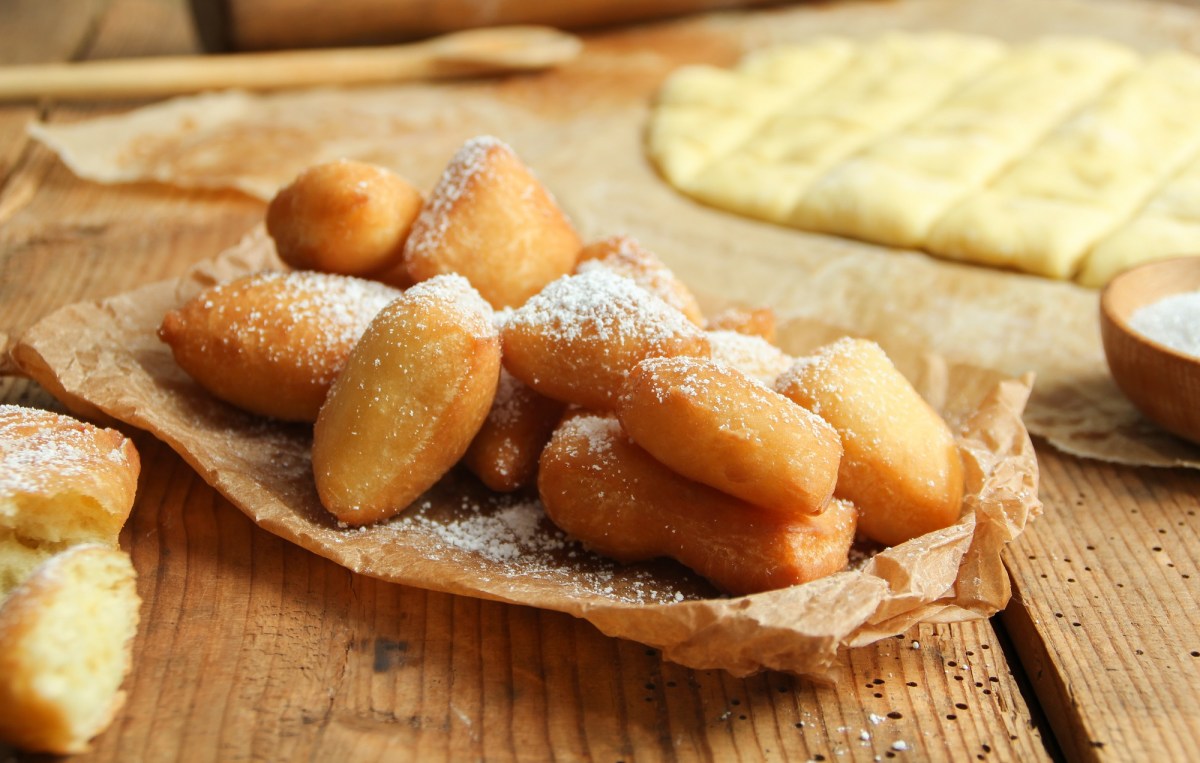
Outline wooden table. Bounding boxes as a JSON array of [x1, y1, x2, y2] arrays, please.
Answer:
[[2, 1, 1198, 760]]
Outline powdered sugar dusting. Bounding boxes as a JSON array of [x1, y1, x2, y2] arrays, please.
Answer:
[[707, 330, 793, 385], [0, 406, 132, 497], [567, 414, 622, 457], [508, 269, 699, 347], [396, 498, 565, 562], [402, 273, 495, 338], [576, 235, 698, 319], [173, 270, 400, 386], [377, 493, 696, 604], [406, 135, 508, 259]]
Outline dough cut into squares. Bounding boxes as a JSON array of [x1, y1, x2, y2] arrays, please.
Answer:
[[928, 51, 1200, 278], [795, 37, 1138, 247], [1080, 154, 1200, 286], [684, 32, 1004, 225], [648, 40, 854, 187]]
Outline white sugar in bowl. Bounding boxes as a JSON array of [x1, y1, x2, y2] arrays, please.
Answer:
[[1100, 256, 1200, 446]]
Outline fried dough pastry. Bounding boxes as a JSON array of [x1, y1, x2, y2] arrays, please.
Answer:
[[776, 338, 964, 546], [575, 235, 704, 324], [501, 269, 710, 410], [705, 306, 778, 343], [618, 357, 841, 517], [463, 369, 566, 492], [403, 136, 581, 308], [539, 415, 857, 595], [0, 406, 141, 754], [0, 545, 140, 755], [267, 159, 423, 278], [158, 270, 402, 422], [312, 275, 501, 526], [706, 329, 793, 386], [0, 405, 140, 593]]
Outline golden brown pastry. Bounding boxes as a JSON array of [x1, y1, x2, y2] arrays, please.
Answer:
[[705, 305, 778, 343], [776, 338, 964, 546], [312, 274, 501, 526], [0, 405, 140, 593], [158, 270, 402, 422], [705, 329, 793, 386], [575, 235, 705, 324], [501, 269, 710, 410], [618, 356, 841, 517], [462, 369, 566, 492], [266, 159, 423, 278], [403, 135, 581, 308], [539, 414, 857, 595], [0, 405, 141, 754], [0, 544, 140, 754]]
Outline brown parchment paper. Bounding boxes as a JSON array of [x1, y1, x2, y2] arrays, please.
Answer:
[[26, 0, 1200, 468], [10, 228, 1039, 679]]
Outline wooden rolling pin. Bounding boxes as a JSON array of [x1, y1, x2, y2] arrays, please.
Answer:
[[0, 26, 581, 102], [191, 0, 783, 51]]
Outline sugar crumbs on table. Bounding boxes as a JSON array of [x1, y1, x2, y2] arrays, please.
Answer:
[[1128, 289, 1200, 358]]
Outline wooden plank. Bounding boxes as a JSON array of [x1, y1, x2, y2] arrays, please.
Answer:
[[1003, 445, 1200, 762], [0, 0, 103, 207], [0, 0, 1086, 760], [0, 428, 1046, 762]]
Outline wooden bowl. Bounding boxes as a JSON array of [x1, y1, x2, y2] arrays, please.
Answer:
[[1100, 256, 1200, 445]]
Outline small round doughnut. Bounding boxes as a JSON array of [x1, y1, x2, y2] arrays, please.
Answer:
[[463, 369, 566, 492], [266, 159, 423, 277], [705, 305, 778, 343], [575, 235, 705, 324], [0, 405, 140, 594], [618, 356, 841, 518], [312, 274, 501, 526], [501, 269, 710, 410], [158, 270, 402, 422], [0, 544, 140, 754], [706, 329, 793, 386], [538, 414, 857, 595], [775, 337, 964, 546], [403, 136, 581, 308]]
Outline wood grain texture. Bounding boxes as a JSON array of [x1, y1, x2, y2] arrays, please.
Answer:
[[1003, 446, 1200, 763], [0, 409, 1051, 762], [6, 0, 1200, 761], [0, 4, 1050, 757]]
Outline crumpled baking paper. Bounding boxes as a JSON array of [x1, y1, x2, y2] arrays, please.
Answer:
[[11, 230, 1040, 679]]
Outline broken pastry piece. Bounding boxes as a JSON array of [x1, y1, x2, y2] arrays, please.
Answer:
[[0, 405, 142, 754], [501, 268, 710, 410], [776, 338, 963, 546], [0, 405, 140, 593], [0, 545, 140, 755], [312, 275, 501, 526], [539, 414, 857, 596], [266, 159, 423, 278], [403, 136, 581, 309], [158, 271, 402, 422]]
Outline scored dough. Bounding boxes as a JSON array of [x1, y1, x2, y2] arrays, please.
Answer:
[[647, 38, 855, 187], [795, 37, 1137, 248], [677, 33, 1005, 223], [647, 35, 1200, 286], [927, 52, 1200, 279], [1079, 152, 1200, 286]]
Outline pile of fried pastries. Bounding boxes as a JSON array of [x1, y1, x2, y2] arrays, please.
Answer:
[[158, 136, 965, 597]]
